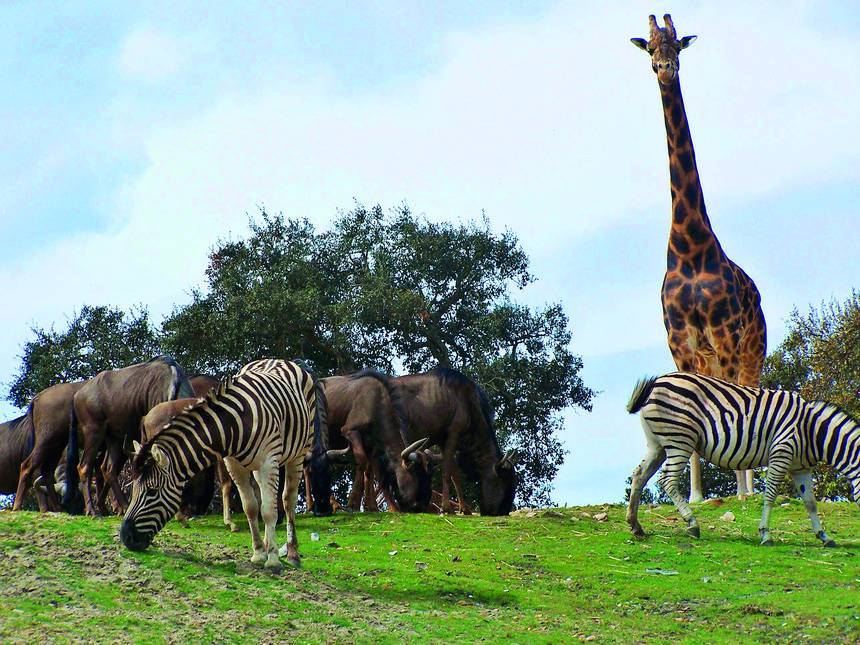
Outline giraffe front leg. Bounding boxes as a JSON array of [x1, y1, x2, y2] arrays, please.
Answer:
[[791, 471, 835, 547], [254, 461, 282, 573], [659, 448, 700, 538], [278, 461, 303, 568]]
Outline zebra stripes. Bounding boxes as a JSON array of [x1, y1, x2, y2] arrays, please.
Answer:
[[625, 372, 860, 546], [121, 359, 319, 570]]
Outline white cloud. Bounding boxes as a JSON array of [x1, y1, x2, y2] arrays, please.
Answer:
[[117, 26, 187, 83]]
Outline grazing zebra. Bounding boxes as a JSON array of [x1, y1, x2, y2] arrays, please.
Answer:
[[626, 373, 860, 546], [121, 359, 321, 571]]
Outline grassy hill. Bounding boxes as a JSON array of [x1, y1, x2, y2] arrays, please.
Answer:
[[1, 498, 858, 642]]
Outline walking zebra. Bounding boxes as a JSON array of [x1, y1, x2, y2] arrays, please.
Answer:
[[626, 372, 860, 546], [121, 359, 323, 571]]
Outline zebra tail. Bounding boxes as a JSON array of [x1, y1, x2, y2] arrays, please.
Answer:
[[626, 377, 658, 414], [61, 402, 84, 514]]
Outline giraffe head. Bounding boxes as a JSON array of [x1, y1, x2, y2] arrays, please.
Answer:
[[631, 14, 697, 85]]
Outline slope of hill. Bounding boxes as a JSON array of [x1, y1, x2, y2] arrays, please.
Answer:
[[1, 498, 858, 642]]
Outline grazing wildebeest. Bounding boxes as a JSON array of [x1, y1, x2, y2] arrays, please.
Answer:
[[394, 368, 516, 516], [63, 356, 194, 516], [13, 381, 86, 512], [316, 371, 431, 514], [121, 359, 322, 571], [1, 414, 37, 505]]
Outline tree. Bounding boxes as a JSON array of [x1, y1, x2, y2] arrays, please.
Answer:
[[8, 305, 160, 407], [164, 205, 594, 506], [761, 292, 860, 500]]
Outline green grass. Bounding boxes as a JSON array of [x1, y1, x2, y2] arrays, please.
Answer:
[[1, 498, 858, 643]]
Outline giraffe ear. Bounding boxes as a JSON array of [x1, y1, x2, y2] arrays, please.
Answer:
[[630, 38, 649, 51], [679, 35, 697, 49]]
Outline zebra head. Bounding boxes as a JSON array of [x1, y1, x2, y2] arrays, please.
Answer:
[[120, 440, 183, 551]]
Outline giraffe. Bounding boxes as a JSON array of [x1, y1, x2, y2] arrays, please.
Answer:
[[631, 14, 767, 502]]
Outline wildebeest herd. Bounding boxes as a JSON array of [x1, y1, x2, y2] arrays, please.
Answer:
[[2, 355, 517, 570]]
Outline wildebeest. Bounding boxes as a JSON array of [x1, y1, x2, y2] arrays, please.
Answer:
[[121, 359, 321, 571], [63, 356, 194, 515], [1, 414, 36, 505], [394, 368, 516, 516], [315, 370, 431, 514], [13, 381, 86, 512]]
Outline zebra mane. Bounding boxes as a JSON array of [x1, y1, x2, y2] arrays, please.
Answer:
[[134, 375, 238, 474]]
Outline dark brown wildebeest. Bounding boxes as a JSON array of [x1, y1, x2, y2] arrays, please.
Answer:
[[394, 368, 516, 516], [63, 355, 194, 515], [315, 370, 431, 514], [1, 414, 37, 505], [13, 381, 87, 512]]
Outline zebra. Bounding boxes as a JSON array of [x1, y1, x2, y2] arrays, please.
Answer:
[[626, 372, 859, 546], [120, 359, 323, 571]]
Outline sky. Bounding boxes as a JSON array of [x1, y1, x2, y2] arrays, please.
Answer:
[[1, 1, 858, 505]]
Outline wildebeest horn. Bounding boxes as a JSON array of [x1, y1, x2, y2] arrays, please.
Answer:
[[326, 446, 353, 461], [401, 438, 428, 462], [423, 449, 443, 463], [497, 449, 517, 469], [33, 475, 48, 494]]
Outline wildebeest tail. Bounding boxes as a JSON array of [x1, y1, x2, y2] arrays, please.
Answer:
[[299, 361, 333, 516], [626, 377, 658, 414], [61, 401, 84, 514], [24, 402, 35, 455]]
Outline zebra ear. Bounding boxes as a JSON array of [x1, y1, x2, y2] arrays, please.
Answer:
[[132, 440, 142, 456], [150, 444, 170, 470]]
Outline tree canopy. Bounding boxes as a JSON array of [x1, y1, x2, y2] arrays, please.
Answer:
[[8, 305, 159, 408], [9, 205, 594, 507]]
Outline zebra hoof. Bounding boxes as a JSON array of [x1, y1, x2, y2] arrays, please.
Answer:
[[686, 525, 700, 539], [286, 556, 301, 569], [264, 561, 282, 575], [760, 538, 774, 546], [229, 523, 240, 533], [823, 539, 837, 548]]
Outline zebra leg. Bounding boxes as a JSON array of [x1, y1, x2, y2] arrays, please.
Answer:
[[758, 452, 791, 546], [626, 445, 666, 537], [253, 461, 282, 572], [791, 471, 835, 547], [229, 463, 265, 564], [278, 460, 303, 567], [689, 453, 704, 504], [658, 449, 700, 538]]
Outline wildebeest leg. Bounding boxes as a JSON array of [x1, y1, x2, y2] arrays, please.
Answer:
[[101, 441, 128, 514], [227, 459, 265, 564], [278, 459, 304, 568], [253, 458, 282, 572], [379, 482, 400, 512], [440, 438, 458, 514], [363, 470, 379, 512], [345, 431, 370, 511], [348, 465, 365, 511], [217, 460, 238, 531], [13, 454, 36, 511], [302, 465, 314, 514], [450, 468, 471, 515], [78, 439, 104, 517]]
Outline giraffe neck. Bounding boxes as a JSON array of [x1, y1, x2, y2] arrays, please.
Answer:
[[660, 77, 718, 260]]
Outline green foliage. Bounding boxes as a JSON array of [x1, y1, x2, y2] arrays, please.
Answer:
[[163, 205, 594, 506], [762, 292, 860, 501], [2, 501, 858, 641], [7, 305, 160, 407]]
